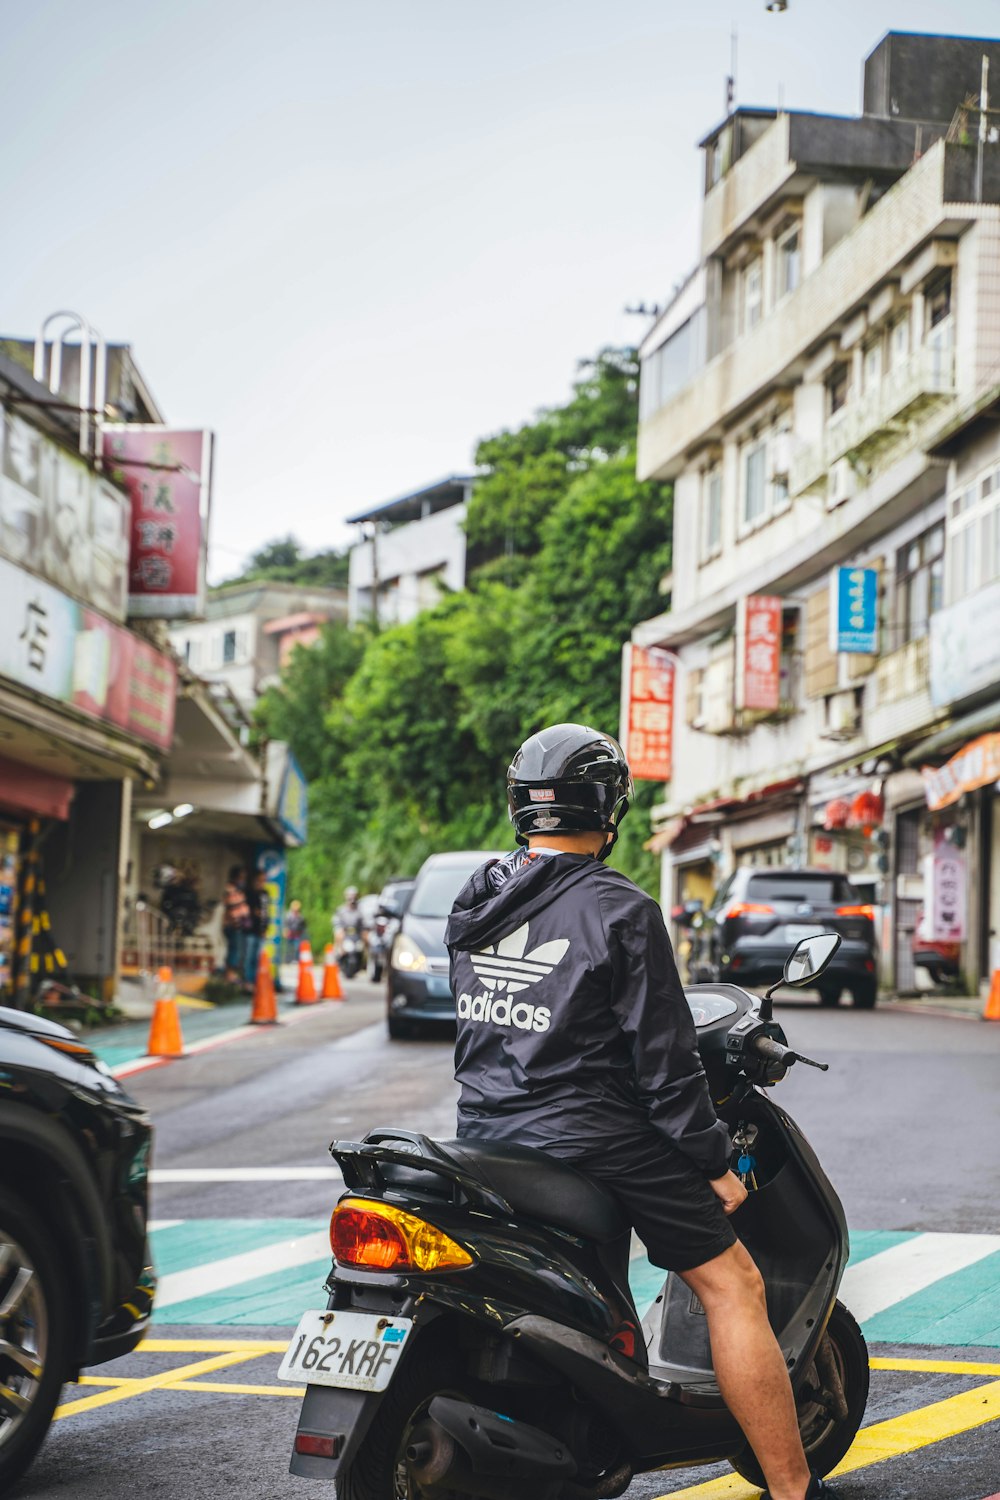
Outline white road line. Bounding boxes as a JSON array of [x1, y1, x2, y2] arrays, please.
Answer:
[[150, 1167, 342, 1183], [155, 1231, 332, 1309], [148, 1219, 183, 1231], [841, 1231, 1000, 1322]]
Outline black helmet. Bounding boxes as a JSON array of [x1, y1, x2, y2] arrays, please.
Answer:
[[507, 723, 633, 855]]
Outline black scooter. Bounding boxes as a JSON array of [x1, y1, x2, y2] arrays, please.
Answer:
[[283, 932, 869, 1499]]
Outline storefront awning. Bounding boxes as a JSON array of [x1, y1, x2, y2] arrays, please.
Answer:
[[0, 755, 74, 820], [902, 701, 1000, 767], [649, 779, 804, 853], [918, 732, 1000, 812]]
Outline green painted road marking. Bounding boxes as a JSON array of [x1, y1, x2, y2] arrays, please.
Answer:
[[153, 1255, 333, 1325], [147, 1222, 1000, 1344], [861, 1248, 1000, 1347], [151, 1218, 321, 1276]]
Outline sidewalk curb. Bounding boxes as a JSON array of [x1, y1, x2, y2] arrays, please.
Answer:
[[881, 999, 983, 1022], [111, 1000, 366, 1080]]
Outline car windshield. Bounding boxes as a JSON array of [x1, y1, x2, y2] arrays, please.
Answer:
[[746, 873, 857, 904], [408, 860, 486, 919]]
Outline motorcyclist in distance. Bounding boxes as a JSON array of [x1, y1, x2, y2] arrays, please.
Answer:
[[446, 723, 836, 1500]]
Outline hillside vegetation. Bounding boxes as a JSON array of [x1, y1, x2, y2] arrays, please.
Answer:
[[256, 346, 672, 936]]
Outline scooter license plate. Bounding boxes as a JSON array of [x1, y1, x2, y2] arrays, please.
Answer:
[[277, 1310, 413, 1392]]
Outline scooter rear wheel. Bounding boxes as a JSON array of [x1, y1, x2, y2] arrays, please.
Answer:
[[728, 1299, 869, 1488], [336, 1344, 481, 1500]]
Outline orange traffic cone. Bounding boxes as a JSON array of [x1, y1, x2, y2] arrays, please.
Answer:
[[321, 945, 344, 1000], [295, 941, 318, 1004], [984, 970, 1000, 1021], [147, 966, 184, 1057], [250, 948, 279, 1025]]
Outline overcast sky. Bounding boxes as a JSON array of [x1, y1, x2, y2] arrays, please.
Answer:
[[3, 0, 999, 579]]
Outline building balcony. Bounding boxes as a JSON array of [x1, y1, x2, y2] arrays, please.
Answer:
[[826, 344, 956, 467], [874, 634, 930, 707], [638, 143, 959, 482], [788, 440, 827, 498]]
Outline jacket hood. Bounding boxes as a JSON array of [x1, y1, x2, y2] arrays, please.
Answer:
[[446, 852, 597, 954]]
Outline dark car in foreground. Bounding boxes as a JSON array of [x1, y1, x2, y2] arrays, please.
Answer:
[[387, 850, 504, 1038], [686, 866, 879, 1007], [0, 1006, 154, 1490]]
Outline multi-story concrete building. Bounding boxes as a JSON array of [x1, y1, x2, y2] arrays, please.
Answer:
[[347, 475, 474, 626], [633, 30, 1000, 995], [169, 580, 347, 712]]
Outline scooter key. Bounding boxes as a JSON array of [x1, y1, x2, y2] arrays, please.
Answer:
[[737, 1153, 756, 1176]]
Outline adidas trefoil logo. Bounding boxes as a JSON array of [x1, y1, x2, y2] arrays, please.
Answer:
[[458, 922, 570, 1034], [471, 921, 570, 993]]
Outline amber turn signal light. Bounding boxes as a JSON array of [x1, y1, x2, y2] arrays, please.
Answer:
[[331, 1198, 474, 1273]]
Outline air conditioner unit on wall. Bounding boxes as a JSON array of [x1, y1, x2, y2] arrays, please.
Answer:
[[827, 459, 857, 509], [770, 431, 792, 479], [821, 690, 861, 741]]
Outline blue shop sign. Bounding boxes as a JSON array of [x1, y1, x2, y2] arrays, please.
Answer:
[[278, 753, 309, 845], [830, 566, 878, 654]]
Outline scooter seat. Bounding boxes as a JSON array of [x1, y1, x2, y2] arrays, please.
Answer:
[[437, 1138, 627, 1244]]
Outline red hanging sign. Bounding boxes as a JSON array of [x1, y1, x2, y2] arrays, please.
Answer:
[[738, 595, 782, 711], [621, 644, 675, 782]]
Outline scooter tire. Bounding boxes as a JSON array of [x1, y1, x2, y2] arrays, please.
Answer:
[[335, 1344, 481, 1500], [728, 1299, 869, 1488]]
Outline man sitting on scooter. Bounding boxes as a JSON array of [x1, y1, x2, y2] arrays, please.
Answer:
[[446, 723, 836, 1500]]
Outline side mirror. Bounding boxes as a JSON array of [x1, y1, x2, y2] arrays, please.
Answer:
[[379, 898, 402, 920], [784, 931, 841, 987]]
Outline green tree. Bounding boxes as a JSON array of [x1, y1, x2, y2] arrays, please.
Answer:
[[255, 621, 364, 782], [266, 340, 672, 920]]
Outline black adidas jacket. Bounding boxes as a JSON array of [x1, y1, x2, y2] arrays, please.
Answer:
[[445, 850, 732, 1180]]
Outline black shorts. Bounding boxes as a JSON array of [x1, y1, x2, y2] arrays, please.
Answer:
[[559, 1130, 736, 1274]]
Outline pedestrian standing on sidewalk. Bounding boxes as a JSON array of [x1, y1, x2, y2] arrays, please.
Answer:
[[244, 869, 271, 991], [222, 865, 250, 983], [283, 899, 305, 963]]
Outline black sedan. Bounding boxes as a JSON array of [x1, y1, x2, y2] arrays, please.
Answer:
[[0, 1005, 155, 1491], [685, 866, 879, 1008], [387, 849, 504, 1038]]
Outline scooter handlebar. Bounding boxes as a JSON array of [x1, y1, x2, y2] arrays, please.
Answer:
[[749, 1035, 829, 1072]]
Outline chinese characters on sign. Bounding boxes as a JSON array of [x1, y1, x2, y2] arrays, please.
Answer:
[[102, 427, 214, 619], [830, 566, 878, 654], [922, 836, 966, 943], [0, 556, 176, 752], [737, 596, 782, 711], [0, 406, 129, 622], [620, 644, 675, 781]]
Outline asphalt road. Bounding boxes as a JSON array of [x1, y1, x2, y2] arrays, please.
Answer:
[[14, 982, 1000, 1500]]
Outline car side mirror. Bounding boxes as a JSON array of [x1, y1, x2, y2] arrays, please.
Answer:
[[784, 932, 841, 987], [379, 899, 402, 920]]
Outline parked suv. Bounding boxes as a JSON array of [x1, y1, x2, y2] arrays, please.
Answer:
[[0, 1006, 155, 1490], [387, 850, 504, 1038], [685, 866, 879, 1008]]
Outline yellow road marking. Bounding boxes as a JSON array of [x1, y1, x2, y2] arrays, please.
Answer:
[[56, 1351, 263, 1419], [176, 995, 215, 1010], [654, 1378, 1000, 1498], [139, 1337, 287, 1353], [155, 1380, 304, 1397], [872, 1356, 1000, 1377]]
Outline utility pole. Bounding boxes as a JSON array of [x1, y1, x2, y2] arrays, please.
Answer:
[[369, 523, 379, 629], [976, 53, 990, 204]]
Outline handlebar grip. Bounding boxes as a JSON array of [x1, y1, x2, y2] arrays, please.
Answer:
[[751, 1035, 792, 1064]]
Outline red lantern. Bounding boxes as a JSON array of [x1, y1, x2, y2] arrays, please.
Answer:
[[824, 798, 850, 831], [848, 789, 884, 832]]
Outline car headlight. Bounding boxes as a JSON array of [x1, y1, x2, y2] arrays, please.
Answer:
[[392, 933, 428, 973]]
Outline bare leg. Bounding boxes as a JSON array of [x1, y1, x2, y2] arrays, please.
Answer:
[[680, 1242, 811, 1500]]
